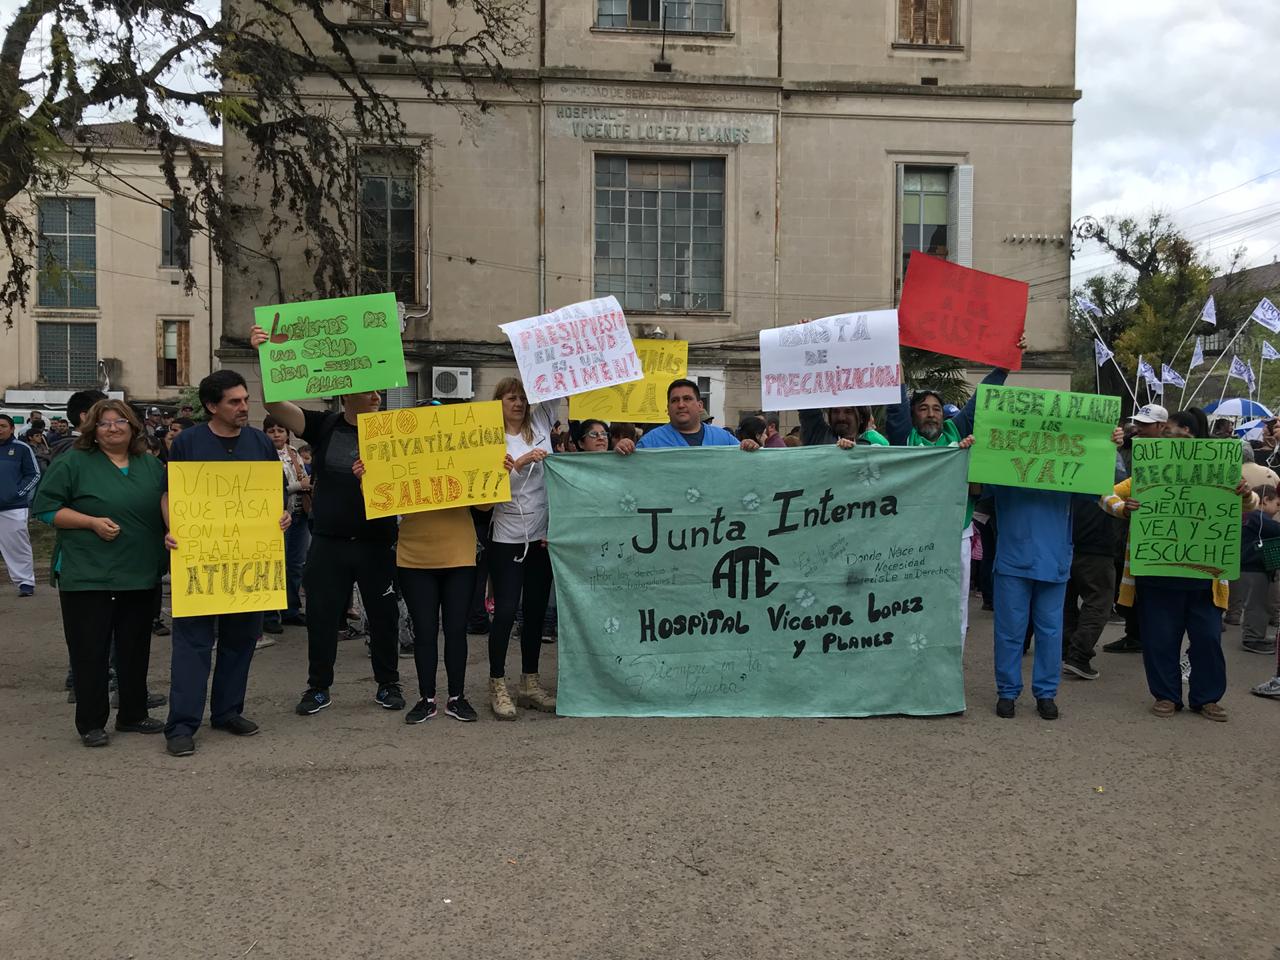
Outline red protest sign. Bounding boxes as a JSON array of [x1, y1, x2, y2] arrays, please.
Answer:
[[898, 252, 1027, 370]]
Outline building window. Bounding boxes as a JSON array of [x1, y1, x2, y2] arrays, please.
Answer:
[[161, 200, 190, 269], [358, 150, 417, 303], [896, 0, 956, 46], [900, 167, 951, 282], [37, 197, 96, 308], [598, 0, 726, 32], [350, 0, 423, 23], [159, 319, 190, 387], [593, 156, 725, 312], [37, 322, 97, 386]]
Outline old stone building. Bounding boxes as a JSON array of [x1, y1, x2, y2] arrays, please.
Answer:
[[222, 0, 1078, 422]]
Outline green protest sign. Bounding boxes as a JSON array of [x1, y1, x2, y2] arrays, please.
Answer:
[[1130, 438, 1241, 580], [968, 385, 1121, 494], [544, 446, 968, 717], [255, 292, 407, 401]]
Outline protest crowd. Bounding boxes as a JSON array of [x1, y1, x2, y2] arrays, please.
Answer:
[[1, 274, 1277, 757]]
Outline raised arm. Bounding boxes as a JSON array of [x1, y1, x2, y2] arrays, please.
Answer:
[[883, 383, 912, 446], [249, 324, 306, 435]]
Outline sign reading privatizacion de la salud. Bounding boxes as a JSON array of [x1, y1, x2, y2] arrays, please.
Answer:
[[256, 292, 407, 402], [568, 338, 689, 423], [897, 253, 1027, 371], [545, 446, 967, 717], [500, 296, 644, 403], [168, 462, 286, 617], [759, 309, 902, 410], [357, 401, 510, 520], [968, 385, 1121, 494], [1130, 438, 1241, 580]]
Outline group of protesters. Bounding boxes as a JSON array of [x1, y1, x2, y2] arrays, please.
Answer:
[[1, 323, 1277, 756]]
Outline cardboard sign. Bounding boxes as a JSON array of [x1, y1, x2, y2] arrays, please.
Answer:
[[255, 292, 407, 402], [898, 253, 1027, 370], [568, 339, 689, 423], [1130, 438, 1241, 580], [169, 462, 286, 618], [544, 446, 967, 717], [968, 385, 1122, 494], [499, 296, 644, 403], [759, 309, 902, 411], [357, 401, 511, 520]]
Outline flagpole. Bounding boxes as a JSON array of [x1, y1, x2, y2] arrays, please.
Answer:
[[1081, 315, 1139, 405], [1187, 322, 1253, 403], [1132, 355, 1144, 416]]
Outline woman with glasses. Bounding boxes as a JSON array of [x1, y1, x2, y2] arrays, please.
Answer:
[[576, 419, 611, 452], [32, 400, 167, 747]]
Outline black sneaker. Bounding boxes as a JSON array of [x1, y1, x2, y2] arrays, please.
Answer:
[[66, 688, 76, 704], [1102, 636, 1142, 653], [152, 619, 170, 636], [405, 698, 437, 724], [1036, 698, 1059, 720], [466, 619, 491, 636], [296, 688, 332, 715], [263, 619, 284, 635], [996, 698, 1016, 719], [81, 728, 108, 748], [146, 691, 167, 709], [376, 683, 406, 711], [398, 640, 415, 659], [1062, 658, 1100, 680], [446, 697, 478, 722], [212, 715, 260, 736], [114, 716, 164, 734], [166, 735, 195, 757]]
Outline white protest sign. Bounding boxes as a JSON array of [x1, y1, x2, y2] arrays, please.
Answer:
[[759, 309, 903, 411], [499, 296, 644, 403]]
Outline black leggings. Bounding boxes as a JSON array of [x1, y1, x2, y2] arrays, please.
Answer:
[[399, 566, 475, 699], [488, 539, 552, 678], [61, 589, 154, 734]]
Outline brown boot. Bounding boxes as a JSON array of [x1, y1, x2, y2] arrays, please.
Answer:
[[489, 677, 516, 721], [517, 673, 557, 712]]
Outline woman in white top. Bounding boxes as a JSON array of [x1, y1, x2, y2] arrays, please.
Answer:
[[487, 377, 557, 719]]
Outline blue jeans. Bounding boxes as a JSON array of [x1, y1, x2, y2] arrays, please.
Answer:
[[166, 612, 261, 738], [1137, 582, 1224, 708], [993, 573, 1067, 700]]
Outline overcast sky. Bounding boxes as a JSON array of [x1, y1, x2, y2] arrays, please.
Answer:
[[5, 0, 1278, 281], [1073, 0, 1280, 280]]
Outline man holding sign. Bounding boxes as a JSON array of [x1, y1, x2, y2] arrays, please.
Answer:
[[249, 323, 404, 719], [162, 371, 291, 758], [614, 380, 746, 453]]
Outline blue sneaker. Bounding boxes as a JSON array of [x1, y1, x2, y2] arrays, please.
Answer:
[[18, 584, 34, 597], [296, 688, 331, 715], [375, 683, 405, 711]]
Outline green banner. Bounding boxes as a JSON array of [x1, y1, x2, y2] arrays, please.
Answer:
[[1130, 438, 1241, 580], [545, 446, 968, 717], [968, 385, 1121, 494], [255, 292, 407, 401]]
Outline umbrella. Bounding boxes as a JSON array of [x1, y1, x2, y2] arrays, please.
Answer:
[[1203, 398, 1273, 418], [1236, 418, 1265, 441]]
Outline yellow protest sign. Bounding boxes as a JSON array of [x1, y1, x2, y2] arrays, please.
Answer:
[[358, 401, 511, 520], [168, 462, 286, 618], [568, 339, 688, 423]]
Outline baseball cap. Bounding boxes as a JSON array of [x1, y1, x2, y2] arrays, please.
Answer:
[[147, 406, 161, 416], [1130, 404, 1169, 424]]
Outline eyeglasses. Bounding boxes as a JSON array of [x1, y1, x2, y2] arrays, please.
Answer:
[[96, 419, 130, 431], [584, 431, 608, 440]]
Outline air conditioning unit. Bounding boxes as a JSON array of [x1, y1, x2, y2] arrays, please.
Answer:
[[432, 366, 473, 400]]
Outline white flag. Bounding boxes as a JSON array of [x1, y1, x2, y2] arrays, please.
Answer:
[[1161, 364, 1186, 388], [1201, 296, 1216, 327], [1265, 342, 1280, 362], [1247, 361, 1257, 390], [1076, 297, 1103, 318], [1138, 356, 1159, 386], [1190, 336, 1205, 370], [1252, 297, 1280, 334], [1094, 339, 1113, 368], [1229, 354, 1251, 382]]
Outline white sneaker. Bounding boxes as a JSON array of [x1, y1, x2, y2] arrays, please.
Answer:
[[1251, 676, 1280, 699], [255, 635, 277, 650], [1179, 655, 1191, 682]]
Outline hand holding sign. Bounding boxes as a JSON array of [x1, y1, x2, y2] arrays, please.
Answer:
[[898, 253, 1028, 370]]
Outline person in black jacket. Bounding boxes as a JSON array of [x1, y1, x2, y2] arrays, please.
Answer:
[[1062, 497, 1126, 679]]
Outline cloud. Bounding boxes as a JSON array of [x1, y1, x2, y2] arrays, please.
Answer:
[[1074, 0, 1280, 277]]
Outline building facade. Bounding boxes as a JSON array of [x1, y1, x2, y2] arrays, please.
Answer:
[[222, 0, 1078, 422], [0, 123, 223, 407]]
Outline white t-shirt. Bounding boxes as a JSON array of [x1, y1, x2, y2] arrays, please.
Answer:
[[492, 401, 555, 544]]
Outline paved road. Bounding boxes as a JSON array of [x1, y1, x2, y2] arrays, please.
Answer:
[[0, 586, 1276, 960]]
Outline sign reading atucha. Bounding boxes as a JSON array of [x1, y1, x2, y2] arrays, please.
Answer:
[[550, 105, 775, 144]]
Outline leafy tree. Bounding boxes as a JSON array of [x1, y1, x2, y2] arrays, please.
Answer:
[[0, 0, 531, 322]]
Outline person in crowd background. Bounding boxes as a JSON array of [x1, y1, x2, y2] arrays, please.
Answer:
[[1062, 469, 1127, 681], [162, 370, 290, 756], [576, 419, 610, 452], [737, 416, 767, 448], [33, 400, 167, 747], [801, 404, 889, 447], [1239, 484, 1280, 657], [1103, 410, 1252, 722], [763, 415, 787, 448], [487, 377, 557, 720], [0, 413, 39, 598], [262, 415, 311, 635], [23, 422, 52, 470]]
